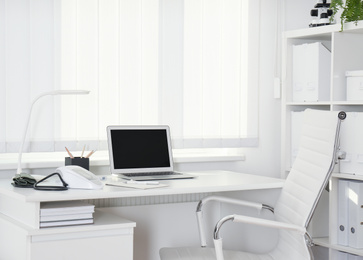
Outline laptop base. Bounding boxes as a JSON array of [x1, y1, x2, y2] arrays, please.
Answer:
[[117, 172, 194, 181]]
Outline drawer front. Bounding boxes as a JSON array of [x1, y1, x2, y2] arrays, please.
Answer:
[[30, 232, 133, 260]]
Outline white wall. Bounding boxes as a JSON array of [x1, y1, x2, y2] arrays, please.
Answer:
[[284, 0, 317, 31], [235, 0, 282, 178]]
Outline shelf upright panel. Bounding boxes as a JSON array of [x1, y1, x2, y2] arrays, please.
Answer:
[[281, 26, 333, 177]]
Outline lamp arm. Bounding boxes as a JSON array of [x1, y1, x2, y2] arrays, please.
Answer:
[[16, 90, 90, 175], [17, 94, 44, 174]]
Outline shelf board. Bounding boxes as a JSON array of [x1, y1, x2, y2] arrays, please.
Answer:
[[314, 237, 363, 256], [286, 101, 363, 106], [284, 21, 363, 40], [286, 102, 331, 106], [1, 209, 136, 236], [314, 237, 330, 247], [283, 25, 337, 40], [332, 173, 363, 181], [332, 101, 363, 106], [341, 20, 363, 34]]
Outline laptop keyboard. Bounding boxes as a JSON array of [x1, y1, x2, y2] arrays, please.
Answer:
[[123, 171, 181, 177]]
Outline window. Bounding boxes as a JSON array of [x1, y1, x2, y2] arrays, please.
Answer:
[[0, 0, 259, 153]]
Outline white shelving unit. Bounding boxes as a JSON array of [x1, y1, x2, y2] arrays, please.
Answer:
[[281, 21, 363, 258]]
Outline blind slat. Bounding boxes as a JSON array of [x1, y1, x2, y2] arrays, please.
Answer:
[[98, 0, 120, 139], [30, 0, 55, 149], [57, 0, 78, 142], [141, 0, 159, 125], [183, 0, 203, 140], [77, 0, 99, 140]]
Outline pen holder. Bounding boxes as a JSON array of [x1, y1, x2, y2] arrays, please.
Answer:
[[65, 157, 89, 170]]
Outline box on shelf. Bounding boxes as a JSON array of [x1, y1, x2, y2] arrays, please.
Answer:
[[340, 112, 363, 175], [290, 111, 304, 167], [292, 42, 331, 102], [346, 70, 363, 101]]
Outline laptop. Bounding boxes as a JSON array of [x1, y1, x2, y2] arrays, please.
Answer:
[[106, 125, 194, 181]]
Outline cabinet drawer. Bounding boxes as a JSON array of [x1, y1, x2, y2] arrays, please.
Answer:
[[30, 231, 133, 260]]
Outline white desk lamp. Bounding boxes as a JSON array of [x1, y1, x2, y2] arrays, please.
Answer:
[[17, 90, 90, 175]]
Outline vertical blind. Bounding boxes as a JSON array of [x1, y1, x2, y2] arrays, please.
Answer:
[[0, 0, 259, 153]]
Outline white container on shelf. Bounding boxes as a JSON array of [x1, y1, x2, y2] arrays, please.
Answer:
[[292, 42, 331, 102], [340, 112, 363, 175], [346, 70, 363, 101], [290, 111, 304, 167]]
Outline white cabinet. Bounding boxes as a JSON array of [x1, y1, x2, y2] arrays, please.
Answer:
[[0, 202, 135, 260], [281, 21, 363, 258]]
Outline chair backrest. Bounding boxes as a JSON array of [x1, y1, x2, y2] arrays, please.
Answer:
[[271, 109, 345, 259]]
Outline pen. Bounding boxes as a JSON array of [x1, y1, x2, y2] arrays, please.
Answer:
[[85, 150, 96, 158], [81, 145, 86, 158], [126, 180, 159, 185], [65, 146, 74, 159]]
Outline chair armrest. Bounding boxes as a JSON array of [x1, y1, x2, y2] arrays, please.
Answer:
[[232, 215, 314, 247], [215, 214, 306, 240], [196, 196, 274, 247], [213, 214, 310, 260], [196, 195, 274, 213]]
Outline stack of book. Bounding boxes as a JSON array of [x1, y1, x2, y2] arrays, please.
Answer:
[[338, 179, 363, 248], [40, 201, 95, 228]]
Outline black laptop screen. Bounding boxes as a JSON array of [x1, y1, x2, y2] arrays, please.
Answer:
[[110, 129, 171, 169]]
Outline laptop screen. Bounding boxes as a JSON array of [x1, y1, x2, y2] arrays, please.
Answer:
[[107, 126, 174, 174]]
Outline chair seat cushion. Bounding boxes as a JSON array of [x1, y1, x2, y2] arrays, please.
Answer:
[[160, 247, 274, 260]]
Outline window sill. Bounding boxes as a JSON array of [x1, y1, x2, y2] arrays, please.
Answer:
[[0, 148, 245, 170]]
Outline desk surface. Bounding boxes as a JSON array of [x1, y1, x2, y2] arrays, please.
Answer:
[[0, 171, 284, 203]]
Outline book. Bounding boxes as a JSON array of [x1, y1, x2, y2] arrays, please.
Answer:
[[40, 213, 93, 222], [348, 181, 363, 248], [40, 201, 95, 216], [338, 179, 349, 246], [40, 218, 94, 228]]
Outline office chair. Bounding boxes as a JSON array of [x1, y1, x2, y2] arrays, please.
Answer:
[[160, 109, 346, 260]]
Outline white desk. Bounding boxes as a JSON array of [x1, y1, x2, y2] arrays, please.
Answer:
[[0, 171, 284, 260]]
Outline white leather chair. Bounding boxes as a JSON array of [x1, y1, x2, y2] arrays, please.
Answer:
[[160, 109, 346, 260]]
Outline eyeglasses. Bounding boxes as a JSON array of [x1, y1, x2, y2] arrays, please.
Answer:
[[34, 172, 69, 191]]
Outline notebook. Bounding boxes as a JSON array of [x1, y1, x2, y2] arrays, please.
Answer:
[[106, 125, 194, 181]]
